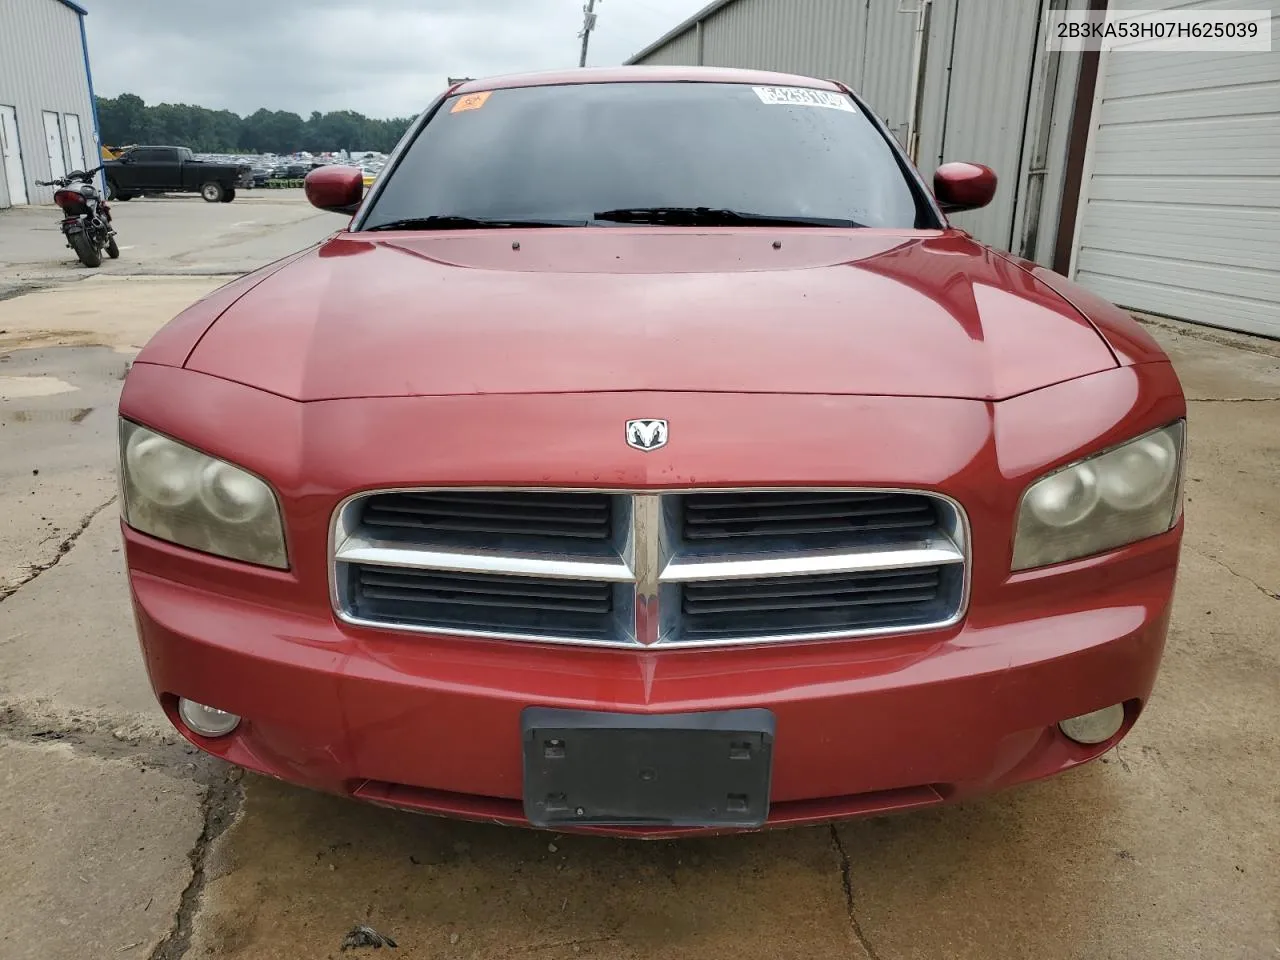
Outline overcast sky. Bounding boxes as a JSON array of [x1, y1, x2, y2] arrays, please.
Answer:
[[81, 0, 710, 118]]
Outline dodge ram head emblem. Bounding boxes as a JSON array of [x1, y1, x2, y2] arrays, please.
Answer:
[[626, 419, 668, 451]]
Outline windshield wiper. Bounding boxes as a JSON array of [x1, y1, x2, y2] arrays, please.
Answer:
[[593, 207, 866, 228], [365, 215, 589, 232]]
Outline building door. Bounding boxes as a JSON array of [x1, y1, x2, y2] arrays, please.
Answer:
[[42, 111, 67, 181], [1070, 12, 1280, 337], [0, 105, 28, 206], [64, 113, 85, 173]]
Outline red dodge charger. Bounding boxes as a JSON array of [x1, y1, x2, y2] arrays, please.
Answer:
[[119, 68, 1185, 836]]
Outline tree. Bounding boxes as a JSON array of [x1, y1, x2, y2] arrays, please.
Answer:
[[94, 94, 414, 154]]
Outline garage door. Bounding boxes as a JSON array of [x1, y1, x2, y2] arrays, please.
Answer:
[[1070, 5, 1280, 338]]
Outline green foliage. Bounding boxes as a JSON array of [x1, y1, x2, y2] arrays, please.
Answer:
[[96, 93, 414, 154]]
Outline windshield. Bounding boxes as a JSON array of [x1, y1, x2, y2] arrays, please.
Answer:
[[360, 82, 932, 231]]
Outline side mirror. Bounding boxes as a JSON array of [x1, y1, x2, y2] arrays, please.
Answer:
[[305, 165, 364, 215], [933, 162, 996, 214]]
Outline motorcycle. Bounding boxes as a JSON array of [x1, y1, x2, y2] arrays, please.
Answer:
[[36, 166, 119, 268]]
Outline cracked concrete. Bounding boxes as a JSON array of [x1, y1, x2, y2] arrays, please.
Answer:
[[0, 495, 116, 603], [0, 342, 137, 595], [1191, 546, 1280, 602], [187, 778, 858, 960], [0, 703, 244, 960], [1, 196, 1278, 959], [829, 825, 879, 960], [0, 738, 204, 960], [149, 769, 244, 960], [0, 507, 162, 724]]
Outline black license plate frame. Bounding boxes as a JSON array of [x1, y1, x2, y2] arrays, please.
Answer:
[[522, 707, 775, 828]]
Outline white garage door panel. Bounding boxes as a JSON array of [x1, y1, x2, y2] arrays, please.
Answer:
[[1079, 208, 1280, 271], [1079, 248, 1280, 303], [1100, 81, 1280, 124], [1092, 151, 1274, 177], [1073, 12, 1280, 337], [1081, 274, 1278, 339], [1092, 119, 1279, 166], [1101, 51, 1275, 98], [1087, 176, 1280, 208]]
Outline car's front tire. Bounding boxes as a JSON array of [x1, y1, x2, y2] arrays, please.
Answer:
[[201, 181, 225, 202], [219, 188, 236, 203]]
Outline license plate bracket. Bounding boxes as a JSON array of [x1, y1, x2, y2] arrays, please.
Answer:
[[522, 707, 775, 828]]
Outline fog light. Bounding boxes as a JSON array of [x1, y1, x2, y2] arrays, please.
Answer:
[[178, 698, 241, 738], [1058, 704, 1125, 745]]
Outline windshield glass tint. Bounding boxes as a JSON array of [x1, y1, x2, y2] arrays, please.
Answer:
[[362, 82, 927, 230]]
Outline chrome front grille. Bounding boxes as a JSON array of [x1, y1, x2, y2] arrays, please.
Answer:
[[332, 489, 968, 648]]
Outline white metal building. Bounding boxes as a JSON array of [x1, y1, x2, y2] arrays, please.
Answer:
[[0, 0, 100, 209], [628, 0, 1280, 338]]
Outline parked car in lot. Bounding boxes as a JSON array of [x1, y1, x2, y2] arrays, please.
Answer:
[[103, 145, 251, 202], [283, 161, 321, 179], [118, 67, 1186, 837]]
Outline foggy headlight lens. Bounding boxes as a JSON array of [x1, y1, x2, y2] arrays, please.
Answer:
[[1012, 422, 1184, 571], [119, 420, 288, 568], [1024, 463, 1099, 527]]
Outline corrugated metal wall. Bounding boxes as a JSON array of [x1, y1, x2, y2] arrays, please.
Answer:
[[859, 0, 918, 146], [912, 0, 1043, 246], [631, 0, 918, 146], [0, 0, 96, 207], [628, 0, 1069, 260], [635, 27, 701, 66]]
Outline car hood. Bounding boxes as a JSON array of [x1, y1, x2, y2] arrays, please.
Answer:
[[184, 230, 1116, 401]]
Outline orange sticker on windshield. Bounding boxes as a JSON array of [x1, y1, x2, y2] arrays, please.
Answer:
[[451, 91, 492, 113]]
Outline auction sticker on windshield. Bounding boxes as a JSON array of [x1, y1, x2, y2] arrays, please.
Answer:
[[451, 91, 492, 114], [752, 86, 856, 111]]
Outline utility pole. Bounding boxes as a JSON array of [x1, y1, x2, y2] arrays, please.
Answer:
[[578, 0, 599, 68]]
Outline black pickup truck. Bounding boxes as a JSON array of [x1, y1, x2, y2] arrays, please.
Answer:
[[103, 146, 251, 202]]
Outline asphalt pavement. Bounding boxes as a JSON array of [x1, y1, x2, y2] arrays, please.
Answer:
[[0, 191, 1277, 960]]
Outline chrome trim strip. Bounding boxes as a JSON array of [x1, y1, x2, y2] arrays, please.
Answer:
[[628, 494, 663, 645], [333, 608, 961, 650], [335, 535, 635, 582], [659, 539, 963, 583], [328, 486, 972, 649]]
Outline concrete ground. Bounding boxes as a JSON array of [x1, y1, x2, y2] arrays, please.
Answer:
[[0, 192, 1277, 960]]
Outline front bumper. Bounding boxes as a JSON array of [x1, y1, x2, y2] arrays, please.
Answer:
[[128, 522, 1177, 837]]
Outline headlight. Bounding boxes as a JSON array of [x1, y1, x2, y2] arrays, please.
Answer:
[[119, 420, 288, 568], [1012, 421, 1185, 571]]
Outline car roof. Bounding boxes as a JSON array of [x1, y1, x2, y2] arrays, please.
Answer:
[[454, 65, 845, 95]]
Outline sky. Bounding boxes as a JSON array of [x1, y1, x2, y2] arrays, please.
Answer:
[[81, 0, 712, 119]]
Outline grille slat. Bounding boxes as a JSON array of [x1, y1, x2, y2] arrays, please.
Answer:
[[350, 565, 615, 637], [682, 569, 942, 614], [361, 491, 612, 543], [359, 568, 606, 600], [683, 491, 939, 543], [683, 588, 939, 615], [680, 565, 952, 639]]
